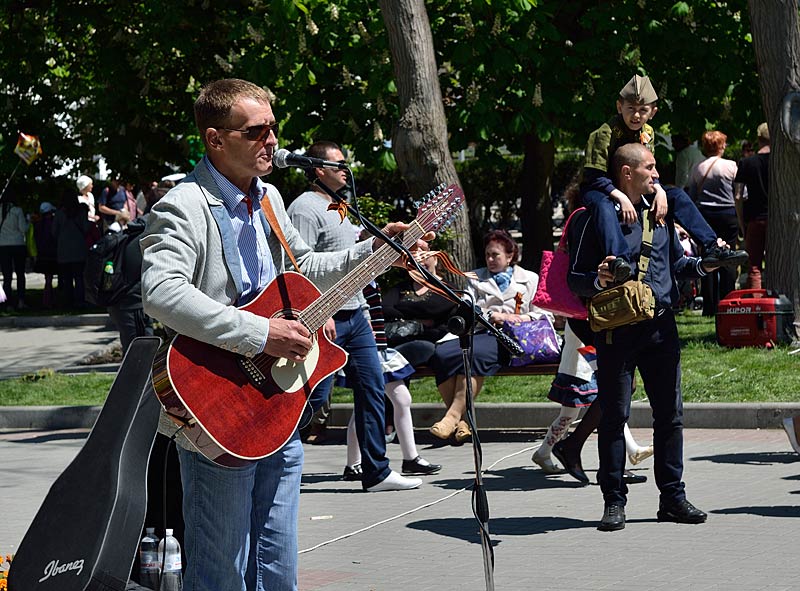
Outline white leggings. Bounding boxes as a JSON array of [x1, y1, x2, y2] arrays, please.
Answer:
[[347, 380, 417, 466]]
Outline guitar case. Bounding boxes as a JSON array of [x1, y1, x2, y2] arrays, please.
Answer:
[[9, 337, 163, 591]]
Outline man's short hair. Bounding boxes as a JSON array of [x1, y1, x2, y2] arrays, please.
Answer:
[[194, 79, 271, 134], [611, 143, 651, 181], [304, 141, 342, 182], [757, 122, 770, 142]]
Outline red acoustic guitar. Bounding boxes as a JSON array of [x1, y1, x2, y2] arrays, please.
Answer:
[[151, 184, 464, 467]]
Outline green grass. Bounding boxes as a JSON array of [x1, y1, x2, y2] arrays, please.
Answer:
[[0, 313, 797, 406], [0, 369, 115, 405]]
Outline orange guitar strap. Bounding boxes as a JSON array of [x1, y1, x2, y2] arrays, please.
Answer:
[[259, 193, 302, 274]]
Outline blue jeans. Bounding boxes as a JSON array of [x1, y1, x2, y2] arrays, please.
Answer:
[[177, 432, 303, 591], [595, 309, 686, 507], [584, 186, 717, 261], [309, 309, 391, 488]]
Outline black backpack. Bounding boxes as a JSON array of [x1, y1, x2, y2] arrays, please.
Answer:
[[84, 221, 145, 306]]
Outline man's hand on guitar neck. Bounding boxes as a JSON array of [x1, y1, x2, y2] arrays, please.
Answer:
[[373, 222, 435, 268], [264, 318, 313, 362]]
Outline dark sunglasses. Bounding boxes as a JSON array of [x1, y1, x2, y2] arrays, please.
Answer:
[[219, 122, 279, 142]]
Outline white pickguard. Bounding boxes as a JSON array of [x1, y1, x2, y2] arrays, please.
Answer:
[[270, 339, 320, 393]]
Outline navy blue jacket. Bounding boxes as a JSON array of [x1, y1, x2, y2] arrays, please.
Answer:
[[567, 201, 705, 307]]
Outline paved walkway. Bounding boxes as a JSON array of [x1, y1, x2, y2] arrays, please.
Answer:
[[2, 427, 797, 590]]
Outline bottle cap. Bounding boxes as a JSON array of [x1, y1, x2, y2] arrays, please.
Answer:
[[146, 527, 155, 533], [166, 528, 173, 536]]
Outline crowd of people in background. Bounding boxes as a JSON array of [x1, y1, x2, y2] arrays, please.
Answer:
[[0, 176, 176, 313]]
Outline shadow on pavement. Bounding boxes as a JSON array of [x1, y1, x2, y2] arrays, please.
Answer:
[[407, 515, 591, 543], [0, 429, 89, 443], [691, 451, 798, 465], [711, 505, 800, 518]]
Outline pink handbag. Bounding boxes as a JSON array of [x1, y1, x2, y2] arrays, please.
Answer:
[[531, 207, 588, 320]]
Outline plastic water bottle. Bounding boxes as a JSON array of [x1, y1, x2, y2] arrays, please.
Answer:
[[102, 261, 114, 290], [157, 529, 183, 591], [138, 527, 160, 590]]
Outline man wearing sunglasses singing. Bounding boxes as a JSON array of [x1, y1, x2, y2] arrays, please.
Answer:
[[141, 79, 428, 591]]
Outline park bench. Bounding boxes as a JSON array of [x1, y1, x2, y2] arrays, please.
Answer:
[[410, 361, 559, 379]]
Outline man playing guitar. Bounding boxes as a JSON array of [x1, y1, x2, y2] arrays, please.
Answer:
[[141, 78, 432, 591]]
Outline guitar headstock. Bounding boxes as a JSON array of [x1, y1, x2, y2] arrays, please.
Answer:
[[413, 183, 465, 233]]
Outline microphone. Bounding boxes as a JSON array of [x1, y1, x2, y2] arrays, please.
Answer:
[[273, 148, 349, 170]]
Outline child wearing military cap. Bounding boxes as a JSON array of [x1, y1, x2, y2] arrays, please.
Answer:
[[580, 74, 747, 280]]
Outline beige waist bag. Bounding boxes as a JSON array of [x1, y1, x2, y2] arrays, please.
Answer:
[[588, 209, 657, 333], [588, 279, 655, 332]]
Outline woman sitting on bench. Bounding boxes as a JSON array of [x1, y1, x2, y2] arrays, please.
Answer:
[[429, 229, 553, 444]]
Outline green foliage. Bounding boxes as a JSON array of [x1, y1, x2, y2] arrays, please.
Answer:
[[0, 0, 761, 243]]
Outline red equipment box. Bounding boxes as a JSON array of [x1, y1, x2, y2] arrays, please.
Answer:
[[716, 289, 795, 347]]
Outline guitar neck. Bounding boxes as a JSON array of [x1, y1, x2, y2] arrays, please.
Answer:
[[301, 222, 424, 331]]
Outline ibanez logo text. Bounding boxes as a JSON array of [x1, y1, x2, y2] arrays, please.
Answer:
[[39, 557, 85, 582]]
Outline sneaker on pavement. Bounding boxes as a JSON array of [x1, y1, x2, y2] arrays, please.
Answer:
[[598, 504, 626, 532], [365, 470, 422, 492], [657, 499, 707, 524]]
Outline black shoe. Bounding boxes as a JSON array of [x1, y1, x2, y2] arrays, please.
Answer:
[[657, 499, 707, 524], [401, 456, 442, 475], [607, 258, 633, 282], [623, 469, 647, 485], [598, 504, 626, 531], [702, 245, 748, 269], [342, 464, 363, 481], [551, 441, 590, 485]]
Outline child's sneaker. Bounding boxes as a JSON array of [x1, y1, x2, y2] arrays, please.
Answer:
[[702, 245, 748, 269]]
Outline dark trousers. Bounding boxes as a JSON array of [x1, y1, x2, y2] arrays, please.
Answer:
[[698, 207, 739, 315], [307, 309, 391, 488], [108, 306, 154, 354], [595, 309, 686, 507], [744, 218, 767, 289], [586, 185, 716, 262], [58, 261, 86, 307], [0, 244, 27, 304]]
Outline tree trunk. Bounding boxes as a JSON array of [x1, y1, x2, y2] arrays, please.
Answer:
[[519, 134, 555, 273], [379, 0, 473, 271], [748, 1, 800, 333]]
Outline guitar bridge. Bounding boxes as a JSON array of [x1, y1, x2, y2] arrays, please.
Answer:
[[238, 356, 267, 386]]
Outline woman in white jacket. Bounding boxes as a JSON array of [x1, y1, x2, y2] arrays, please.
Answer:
[[429, 229, 552, 443], [0, 192, 30, 309]]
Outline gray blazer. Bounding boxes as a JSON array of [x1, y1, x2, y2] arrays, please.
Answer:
[[140, 158, 373, 358]]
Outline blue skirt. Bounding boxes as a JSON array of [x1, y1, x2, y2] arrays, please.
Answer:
[[547, 372, 598, 408]]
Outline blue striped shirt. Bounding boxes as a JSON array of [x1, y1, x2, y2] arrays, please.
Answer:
[[206, 157, 275, 351]]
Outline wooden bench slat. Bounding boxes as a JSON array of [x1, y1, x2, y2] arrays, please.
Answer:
[[411, 363, 559, 379]]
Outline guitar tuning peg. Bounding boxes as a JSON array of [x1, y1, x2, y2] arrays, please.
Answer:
[[413, 200, 421, 209]]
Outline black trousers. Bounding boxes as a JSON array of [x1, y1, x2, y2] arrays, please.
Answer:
[[595, 309, 686, 507]]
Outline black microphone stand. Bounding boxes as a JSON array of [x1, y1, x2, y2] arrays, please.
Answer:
[[313, 172, 520, 591], [447, 304, 495, 591]]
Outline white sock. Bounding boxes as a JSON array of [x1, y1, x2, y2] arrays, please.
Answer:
[[346, 413, 361, 467], [385, 380, 418, 461], [539, 406, 580, 457]]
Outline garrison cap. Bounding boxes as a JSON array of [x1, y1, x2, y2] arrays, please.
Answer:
[[619, 74, 658, 104]]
